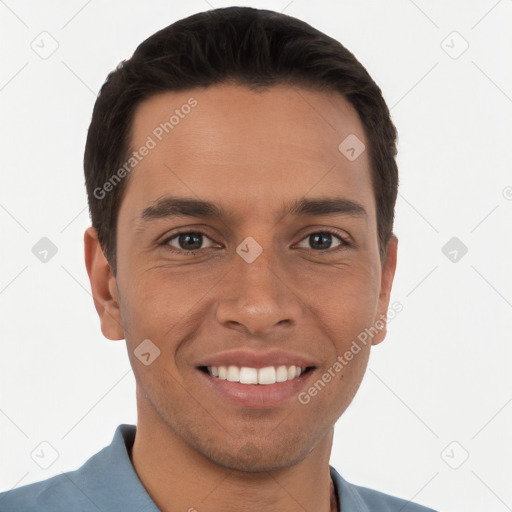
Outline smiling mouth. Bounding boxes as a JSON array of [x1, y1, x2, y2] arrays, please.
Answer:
[[199, 365, 315, 385]]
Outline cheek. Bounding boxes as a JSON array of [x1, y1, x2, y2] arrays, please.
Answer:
[[304, 262, 381, 340], [117, 267, 219, 351]]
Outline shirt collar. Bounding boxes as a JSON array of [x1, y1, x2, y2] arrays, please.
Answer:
[[76, 423, 159, 511]]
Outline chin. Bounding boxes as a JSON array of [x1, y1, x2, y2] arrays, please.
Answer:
[[201, 434, 313, 473]]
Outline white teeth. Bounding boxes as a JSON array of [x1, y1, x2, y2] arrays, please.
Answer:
[[218, 366, 227, 379], [206, 364, 306, 384], [276, 365, 289, 382], [226, 365, 239, 382], [258, 366, 276, 385], [239, 367, 258, 384]]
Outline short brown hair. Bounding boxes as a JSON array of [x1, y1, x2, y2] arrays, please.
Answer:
[[84, 6, 398, 275]]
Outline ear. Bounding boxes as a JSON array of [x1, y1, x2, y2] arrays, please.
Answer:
[[371, 234, 398, 346], [84, 226, 125, 340]]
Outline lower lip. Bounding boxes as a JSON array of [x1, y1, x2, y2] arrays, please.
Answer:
[[198, 369, 315, 408]]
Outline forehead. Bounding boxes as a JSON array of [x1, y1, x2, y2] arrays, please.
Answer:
[[122, 84, 375, 222]]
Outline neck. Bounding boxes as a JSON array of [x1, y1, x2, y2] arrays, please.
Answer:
[[130, 396, 337, 512]]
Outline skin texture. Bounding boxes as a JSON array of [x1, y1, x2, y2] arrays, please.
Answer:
[[84, 84, 398, 512]]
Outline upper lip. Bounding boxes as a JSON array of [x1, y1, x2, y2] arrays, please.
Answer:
[[195, 349, 317, 369]]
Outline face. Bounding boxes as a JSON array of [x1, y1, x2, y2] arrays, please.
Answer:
[[86, 84, 397, 472]]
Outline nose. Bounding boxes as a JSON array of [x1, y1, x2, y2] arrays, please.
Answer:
[[215, 246, 304, 338]]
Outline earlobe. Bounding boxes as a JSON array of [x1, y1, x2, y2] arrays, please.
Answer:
[[84, 227, 125, 341], [371, 234, 398, 346]]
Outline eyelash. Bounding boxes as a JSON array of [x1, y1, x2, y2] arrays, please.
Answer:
[[159, 228, 351, 255]]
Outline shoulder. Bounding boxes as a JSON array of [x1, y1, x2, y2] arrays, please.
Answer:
[[330, 466, 439, 512], [346, 482, 439, 512], [0, 469, 91, 511], [0, 424, 142, 512]]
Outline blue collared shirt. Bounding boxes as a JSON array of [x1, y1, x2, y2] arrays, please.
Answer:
[[0, 424, 438, 511]]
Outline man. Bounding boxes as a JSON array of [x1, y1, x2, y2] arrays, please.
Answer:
[[0, 6, 439, 512]]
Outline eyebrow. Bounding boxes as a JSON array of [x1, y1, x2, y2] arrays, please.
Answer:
[[138, 195, 367, 225]]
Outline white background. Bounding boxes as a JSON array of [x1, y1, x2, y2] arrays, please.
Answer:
[[1, 1, 511, 511]]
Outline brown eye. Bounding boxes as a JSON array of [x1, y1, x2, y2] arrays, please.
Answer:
[[163, 231, 216, 253], [295, 230, 349, 252]]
